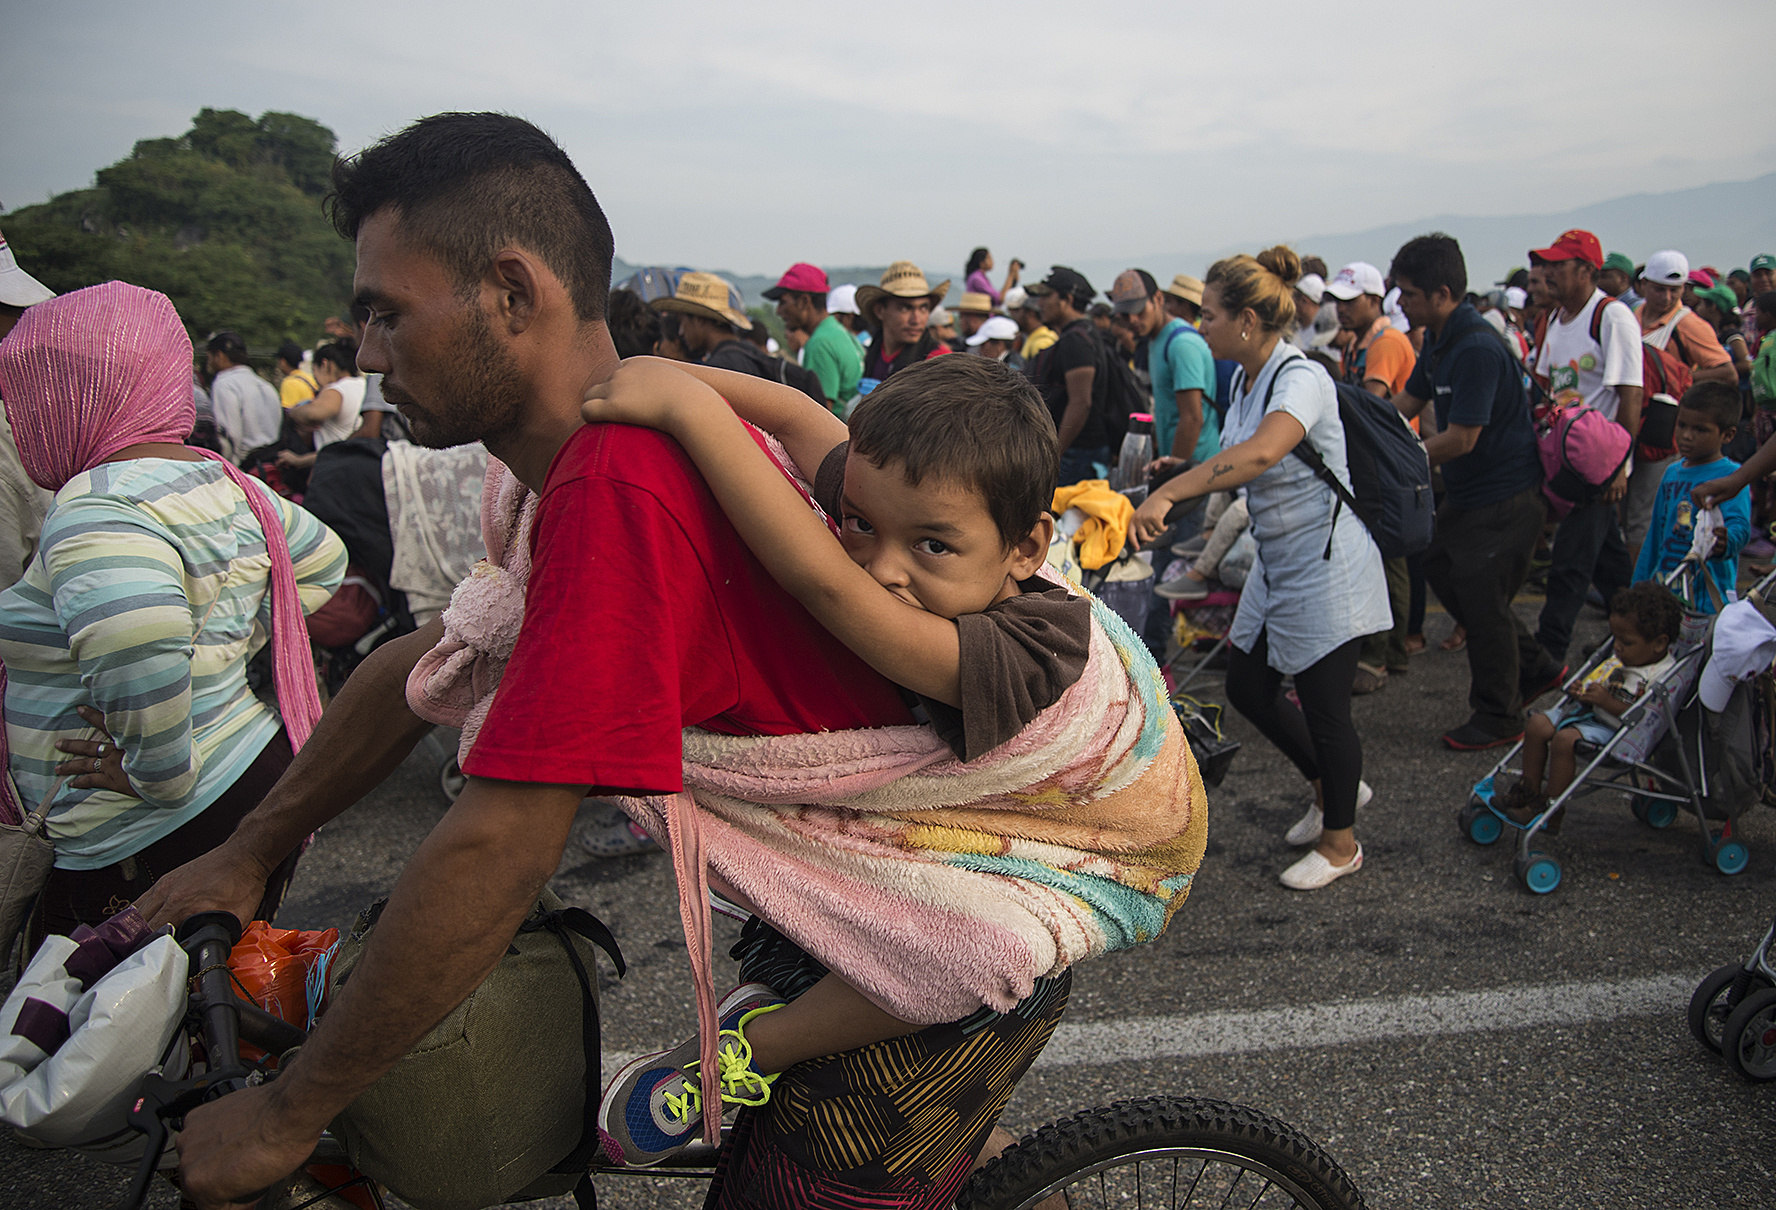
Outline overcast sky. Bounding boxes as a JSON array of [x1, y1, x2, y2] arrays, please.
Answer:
[[5, 0, 1774, 278]]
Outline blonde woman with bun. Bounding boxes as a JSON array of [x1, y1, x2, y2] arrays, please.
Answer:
[[1132, 247, 1389, 890]]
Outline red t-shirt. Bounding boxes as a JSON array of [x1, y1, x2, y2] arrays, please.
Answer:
[[463, 423, 911, 794]]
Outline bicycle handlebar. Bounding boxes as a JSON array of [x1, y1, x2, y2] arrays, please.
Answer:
[[117, 911, 292, 1210]]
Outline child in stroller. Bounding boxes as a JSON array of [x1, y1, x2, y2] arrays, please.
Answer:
[[1499, 582, 1683, 834]]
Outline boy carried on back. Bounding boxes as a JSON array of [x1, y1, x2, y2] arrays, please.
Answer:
[[581, 354, 1204, 1166], [1633, 381, 1751, 610]]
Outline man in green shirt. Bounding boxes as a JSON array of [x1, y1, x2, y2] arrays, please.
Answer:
[[765, 262, 863, 413]]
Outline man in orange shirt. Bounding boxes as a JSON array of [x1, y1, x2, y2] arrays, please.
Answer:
[[1326, 261, 1419, 694], [1328, 261, 1416, 399]]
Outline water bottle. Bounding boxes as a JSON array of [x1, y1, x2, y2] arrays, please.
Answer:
[[1111, 412, 1155, 493]]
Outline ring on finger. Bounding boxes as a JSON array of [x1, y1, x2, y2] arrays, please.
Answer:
[[93, 757, 102, 772], [96, 742, 108, 757]]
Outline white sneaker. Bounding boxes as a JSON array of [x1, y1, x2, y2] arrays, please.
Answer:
[[1284, 781, 1373, 846], [1280, 844, 1364, 890]]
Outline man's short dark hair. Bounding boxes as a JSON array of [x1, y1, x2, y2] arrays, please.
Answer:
[[1755, 291, 1776, 322], [1390, 233, 1468, 300], [277, 340, 305, 367], [1679, 380, 1741, 432], [847, 355, 1058, 550], [328, 112, 615, 323], [207, 331, 249, 364], [1611, 582, 1684, 647]]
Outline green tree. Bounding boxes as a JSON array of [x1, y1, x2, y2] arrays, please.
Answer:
[[2, 108, 354, 365]]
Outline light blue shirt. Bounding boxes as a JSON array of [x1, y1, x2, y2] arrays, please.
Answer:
[[1148, 319, 1220, 463], [1223, 343, 1391, 674]]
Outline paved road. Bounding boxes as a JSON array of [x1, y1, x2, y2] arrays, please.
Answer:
[[7, 601, 1776, 1208]]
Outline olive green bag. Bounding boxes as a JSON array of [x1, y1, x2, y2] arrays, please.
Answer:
[[324, 887, 623, 1210]]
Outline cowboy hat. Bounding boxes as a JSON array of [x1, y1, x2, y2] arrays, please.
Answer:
[[854, 260, 950, 324], [650, 271, 753, 330]]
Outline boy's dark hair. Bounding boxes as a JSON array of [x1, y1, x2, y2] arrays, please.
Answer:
[[328, 112, 614, 323], [277, 340, 305, 367], [847, 355, 1058, 550], [1679, 380, 1741, 432], [1389, 233, 1468, 300], [1611, 582, 1685, 646], [1755, 291, 1776, 322], [605, 288, 660, 359], [314, 341, 358, 375]]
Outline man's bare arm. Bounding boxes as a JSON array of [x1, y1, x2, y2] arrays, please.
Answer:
[[1169, 389, 1205, 461], [175, 775, 585, 1208], [135, 617, 445, 928]]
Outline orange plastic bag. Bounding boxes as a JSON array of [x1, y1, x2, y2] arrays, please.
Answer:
[[226, 920, 339, 1056]]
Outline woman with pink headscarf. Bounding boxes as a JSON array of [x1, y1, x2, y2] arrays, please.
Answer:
[[0, 282, 345, 947]]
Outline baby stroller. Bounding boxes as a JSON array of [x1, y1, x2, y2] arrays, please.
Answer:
[[1690, 910, 1776, 1081], [1459, 562, 1776, 893]]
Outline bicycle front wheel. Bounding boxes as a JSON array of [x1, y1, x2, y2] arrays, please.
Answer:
[[956, 1095, 1365, 1210]]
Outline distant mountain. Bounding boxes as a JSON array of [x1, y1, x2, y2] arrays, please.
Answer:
[[1074, 173, 1776, 296]]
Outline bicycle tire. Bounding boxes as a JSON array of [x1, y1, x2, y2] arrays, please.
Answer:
[[954, 1095, 1365, 1210]]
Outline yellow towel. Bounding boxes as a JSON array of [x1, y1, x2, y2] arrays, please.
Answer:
[[1052, 480, 1134, 570]]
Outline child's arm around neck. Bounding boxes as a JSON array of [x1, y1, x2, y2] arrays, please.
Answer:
[[584, 358, 967, 705]]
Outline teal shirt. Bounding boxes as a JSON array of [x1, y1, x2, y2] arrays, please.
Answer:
[[802, 315, 865, 411], [1148, 319, 1221, 462]]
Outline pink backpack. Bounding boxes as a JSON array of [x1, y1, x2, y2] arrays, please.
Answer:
[[1538, 402, 1632, 518]]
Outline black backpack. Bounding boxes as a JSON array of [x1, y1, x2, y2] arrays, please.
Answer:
[[1091, 327, 1148, 443], [1259, 357, 1434, 559]]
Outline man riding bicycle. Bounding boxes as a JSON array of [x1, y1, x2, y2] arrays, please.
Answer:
[[140, 113, 1089, 1210]]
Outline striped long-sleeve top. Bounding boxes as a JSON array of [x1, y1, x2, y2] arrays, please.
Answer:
[[0, 458, 346, 869]]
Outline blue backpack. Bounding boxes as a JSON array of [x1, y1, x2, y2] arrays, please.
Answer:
[[1260, 358, 1435, 560]]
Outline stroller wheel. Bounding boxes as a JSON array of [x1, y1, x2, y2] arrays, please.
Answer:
[[1713, 840, 1750, 876], [1723, 988, 1776, 1082], [1514, 850, 1561, 894], [1631, 797, 1677, 829], [1459, 802, 1503, 846], [1690, 965, 1770, 1053]]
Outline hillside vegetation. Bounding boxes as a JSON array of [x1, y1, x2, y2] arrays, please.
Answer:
[[4, 108, 353, 363]]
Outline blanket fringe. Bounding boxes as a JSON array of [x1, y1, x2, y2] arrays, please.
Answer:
[[668, 791, 722, 1143]]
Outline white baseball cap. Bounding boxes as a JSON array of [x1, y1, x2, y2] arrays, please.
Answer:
[[965, 315, 1020, 346], [1003, 285, 1031, 311], [1295, 273, 1326, 305], [0, 233, 54, 308], [1699, 599, 1776, 711], [1504, 286, 1528, 309], [826, 283, 860, 315], [1642, 250, 1689, 287], [1324, 262, 1385, 300]]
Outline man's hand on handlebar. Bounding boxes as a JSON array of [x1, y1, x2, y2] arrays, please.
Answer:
[[176, 1083, 319, 1210], [133, 842, 270, 931]]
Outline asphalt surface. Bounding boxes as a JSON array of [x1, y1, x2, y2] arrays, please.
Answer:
[[6, 599, 1776, 1209]]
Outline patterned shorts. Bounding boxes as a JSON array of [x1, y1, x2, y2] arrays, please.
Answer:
[[704, 919, 1071, 1210]]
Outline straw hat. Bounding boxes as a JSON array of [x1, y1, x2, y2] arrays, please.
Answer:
[[854, 261, 950, 324], [1164, 274, 1204, 307], [650, 271, 753, 331], [955, 291, 994, 316]]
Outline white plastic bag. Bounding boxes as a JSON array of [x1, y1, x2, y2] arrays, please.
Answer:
[[0, 929, 188, 1163]]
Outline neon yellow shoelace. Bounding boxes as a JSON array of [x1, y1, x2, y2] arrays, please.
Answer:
[[660, 1007, 782, 1125]]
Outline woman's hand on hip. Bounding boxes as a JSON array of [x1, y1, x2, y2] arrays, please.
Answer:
[[54, 705, 141, 797]]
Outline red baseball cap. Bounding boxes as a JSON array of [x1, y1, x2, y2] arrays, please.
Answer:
[[761, 262, 830, 300], [1528, 229, 1603, 270]]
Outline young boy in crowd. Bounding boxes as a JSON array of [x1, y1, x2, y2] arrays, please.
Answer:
[[1631, 381, 1752, 610], [1502, 582, 1684, 831], [582, 354, 1133, 1165]]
